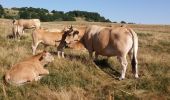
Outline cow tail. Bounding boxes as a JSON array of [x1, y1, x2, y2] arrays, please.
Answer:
[[129, 29, 138, 73]]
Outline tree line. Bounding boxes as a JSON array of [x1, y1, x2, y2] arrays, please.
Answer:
[[0, 5, 111, 22], [0, 5, 135, 24]]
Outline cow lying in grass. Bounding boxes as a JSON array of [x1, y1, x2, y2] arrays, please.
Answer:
[[58, 25, 139, 80], [5, 51, 54, 86], [32, 26, 74, 58]]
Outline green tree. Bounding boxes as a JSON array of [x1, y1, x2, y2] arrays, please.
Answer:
[[10, 7, 111, 22], [120, 21, 126, 24], [0, 4, 4, 17], [66, 10, 111, 22], [62, 15, 76, 21], [19, 10, 31, 19]]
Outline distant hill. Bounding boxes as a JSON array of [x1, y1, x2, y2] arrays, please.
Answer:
[[0, 5, 111, 22]]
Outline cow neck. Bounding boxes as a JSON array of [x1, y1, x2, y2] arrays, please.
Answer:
[[34, 53, 43, 58], [79, 35, 85, 45], [31, 53, 45, 63], [23, 53, 43, 62], [78, 27, 86, 45]]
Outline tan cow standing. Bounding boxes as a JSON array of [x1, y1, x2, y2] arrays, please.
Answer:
[[5, 51, 54, 86], [32, 26, 74, 58], [12, 19, 41, 38], [59, 25, 138, 80]]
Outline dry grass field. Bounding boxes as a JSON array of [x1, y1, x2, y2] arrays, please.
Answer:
[[0, 19, 170, 100]]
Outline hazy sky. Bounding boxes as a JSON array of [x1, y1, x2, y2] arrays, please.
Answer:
[[0, 0, 170, 24]]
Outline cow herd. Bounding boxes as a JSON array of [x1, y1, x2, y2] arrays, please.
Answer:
[[4, 19, 139, 86]]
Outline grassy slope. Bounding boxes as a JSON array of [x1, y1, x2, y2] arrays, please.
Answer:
[[0, 19, 170, 100]]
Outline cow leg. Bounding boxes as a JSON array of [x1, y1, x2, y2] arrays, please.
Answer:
[[14, 79, 28, 86], [14, 29, 20, 39], [22, 29, 25, 35], [32, 44, 37, 55], [32, 72, 43, 81], [118, 56, 128, 80], [32, 41, 41, 55], [88, 51, 93, 59], [13, 31, 16, 39], [61, 51, 65, 58], [35, 76, 43, 81], [16, 32, 21, 40], [13, 25, 18, 39], [17, 26, 23, 40], [94, 52, 99, 61], [57, 51, 61, 58], [17, 76, 35, 85], [19, 27, 24, 35], [128, 49, 133, 61], [39, 68, 49, 75]]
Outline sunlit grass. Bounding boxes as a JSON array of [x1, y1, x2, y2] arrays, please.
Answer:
[[0, 19, 170, 100]]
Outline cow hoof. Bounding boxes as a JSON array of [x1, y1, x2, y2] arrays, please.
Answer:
[[119, 77, 125, 80], [135, 75, 139, 79]]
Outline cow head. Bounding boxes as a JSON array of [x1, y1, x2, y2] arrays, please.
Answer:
[[57, 26, 79, 51], [39, 51, 54, 64], [63, 25, 73, 34], [63, 26, 79, 44], [13, 19, 17, 25]]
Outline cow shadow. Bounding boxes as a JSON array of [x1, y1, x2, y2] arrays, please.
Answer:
[[6, 34, 14, 39], [6, 33, 28, 40], [94, 59, 120, 80], [50, 51, 89, 63], [65, 53, 90, 64], [62, 52, 120, 79]]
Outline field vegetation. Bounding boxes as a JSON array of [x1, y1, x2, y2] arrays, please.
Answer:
[[0, 19, 170, 100]]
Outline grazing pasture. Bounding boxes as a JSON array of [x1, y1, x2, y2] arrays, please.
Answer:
[[0, 19, 170, 100]]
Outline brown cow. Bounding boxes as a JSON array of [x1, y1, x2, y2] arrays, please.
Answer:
[[59, 25, 138, 80], [67, 41, 86, 51], [12, 19, 41, 38], [32, 26, 74, 58], [5, 51, 54, 86]]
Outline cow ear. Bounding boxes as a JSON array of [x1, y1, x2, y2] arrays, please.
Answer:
[[39, 51, 47, 61], [13, 19, 16, 24], [73, 30, 79, 36], [39, 56, 43, 61]]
